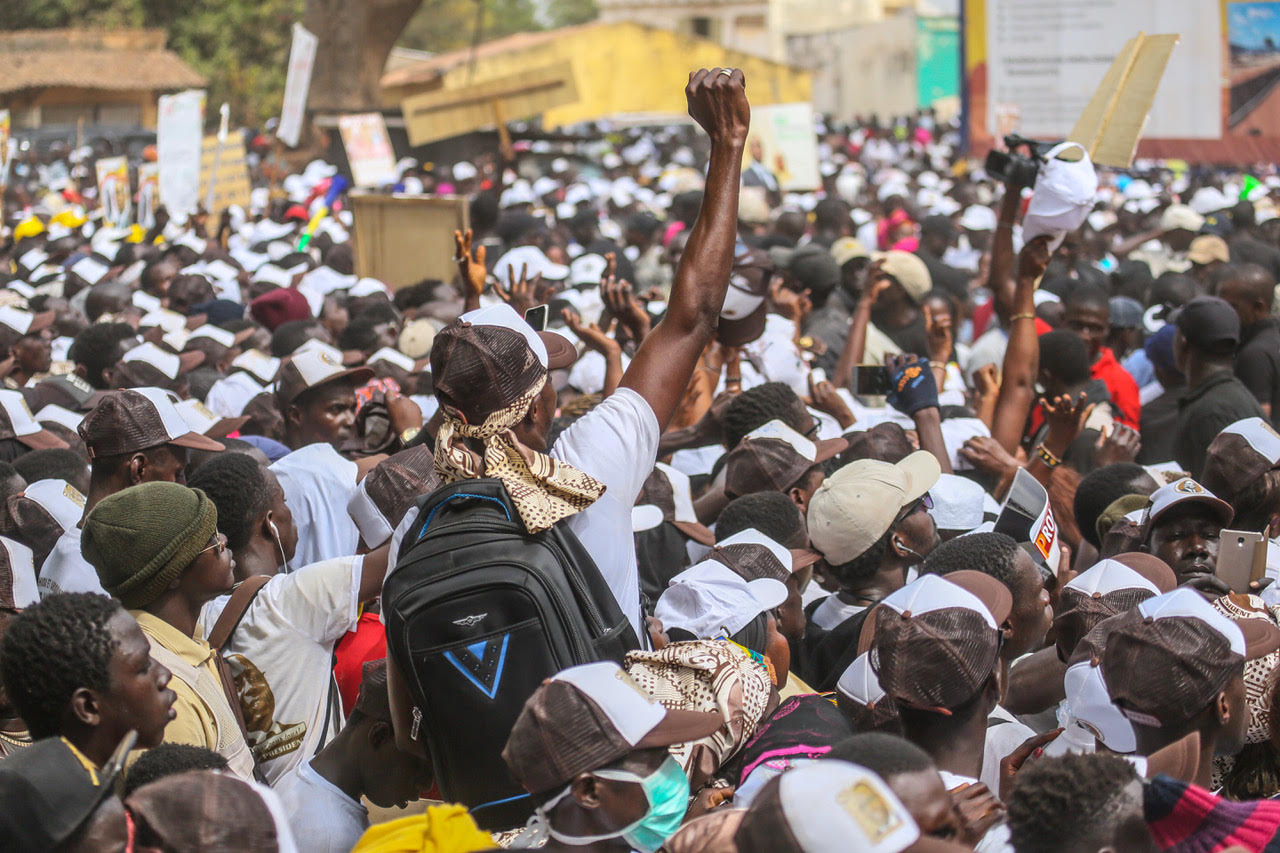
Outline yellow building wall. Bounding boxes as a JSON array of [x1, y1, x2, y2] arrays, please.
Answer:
[[432, 22, 812, 127]]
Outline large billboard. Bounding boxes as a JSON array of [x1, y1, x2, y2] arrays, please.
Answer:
[[963, 0, 1280, 163]]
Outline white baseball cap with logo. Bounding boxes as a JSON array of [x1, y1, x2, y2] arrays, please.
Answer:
[[735, 760, 920, 853], [231, 349, 282, 385], [1063, 659, 1137, 753], [1144, 477, 1233, 529], [655, 560, 787, 640], [807, 450, 941, 566], [19, 479, 86, 534]]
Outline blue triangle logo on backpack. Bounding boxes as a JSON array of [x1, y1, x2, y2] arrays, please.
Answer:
[[443, 634, 510, 700]]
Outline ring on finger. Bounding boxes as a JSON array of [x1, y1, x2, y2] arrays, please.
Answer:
[[719, 68, 734, 77]]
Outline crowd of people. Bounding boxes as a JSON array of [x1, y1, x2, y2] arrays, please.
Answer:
[[4, 64, 1280, 852]]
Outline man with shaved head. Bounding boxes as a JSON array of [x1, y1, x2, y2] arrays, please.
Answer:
[[1218, 262, 1280, 420]]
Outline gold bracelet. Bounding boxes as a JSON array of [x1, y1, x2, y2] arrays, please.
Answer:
[[399, 427, 421, 444], [1035, 444, 1062, 469], [928, 361, 947, 370], [1010, 312, 1036, 322]]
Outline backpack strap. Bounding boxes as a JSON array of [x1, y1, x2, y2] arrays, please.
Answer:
[[208, 575, 271, 652]]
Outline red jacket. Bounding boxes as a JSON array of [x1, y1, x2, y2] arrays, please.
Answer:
[[1091, 346, 1141, 428]]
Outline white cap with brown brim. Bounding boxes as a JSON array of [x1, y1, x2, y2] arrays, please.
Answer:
[[34, 404, 84, 432], [0, 390, 68, 451], [460, 303, 578, 370], [121, 342, 205, 381], [230, 349, 281, 385], [1144, 477, 1234, 530], [0, 306, 55, 337], [174, 398, 249, 439], [187, 324, 254, 349], [0, 536, 39, 610], [275, 348, 375, 409], [369, 347, 428, 374], [550, 661, 724, 750]]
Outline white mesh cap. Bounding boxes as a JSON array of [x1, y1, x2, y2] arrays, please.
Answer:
[[715, 527, 794, 573], [0, 536, 39, 610], [836, 651, 887, 706], [34, 404, 84, 431], [655, 560, 787, 639], [20, 479, 86, 533], [130, 386, 206, 443], [776, 761, 919, 853], [70, 256, 109, 286], [1065, 560, 1161, 598], [656, 461, 698, 525], [122, 342, 184, 380], [743, 419, 818, 462], [879, 572, 999, 630], [1137, 589, 1246, 656], [550, 661, 668, 747], [231, 349, 281, 384], [1064, 660, 1136, 753], [187, 324, 237, 348]]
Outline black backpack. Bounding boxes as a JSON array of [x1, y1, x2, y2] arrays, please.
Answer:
[[382, 478, 640, 830]]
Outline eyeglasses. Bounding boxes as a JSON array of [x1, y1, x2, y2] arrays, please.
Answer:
[[198, 533, 228, 558], [895, 492, 934, 523]]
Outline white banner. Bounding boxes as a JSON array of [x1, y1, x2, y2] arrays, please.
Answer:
[[745, 103, 821, 192], [278, 23, 318, 148], [984, 0, 1220, 140], [157, 89, 206, 218]]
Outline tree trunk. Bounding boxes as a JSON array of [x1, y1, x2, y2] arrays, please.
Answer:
[[303, 0, 424, 114]]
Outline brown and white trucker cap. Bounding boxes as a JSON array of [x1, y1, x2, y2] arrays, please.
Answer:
[[78, 387, 224, 458], [503, 661, 723, 794]]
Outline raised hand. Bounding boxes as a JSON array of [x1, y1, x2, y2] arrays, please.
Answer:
[[1040, 392, 1095, 445], [563, 309, 620, 358], [1093, 422, 1141, 467], [685, 68, 750, 147], [923, 303, 953, 364], [454, 228, 486, 310], [1017, 235, 1053, 283], [494, 263, 541, 316]]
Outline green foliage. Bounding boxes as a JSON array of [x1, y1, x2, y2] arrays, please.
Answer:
[[2, 0, 596, 122], [397, 0, 596, 53], [2, 0, 306, 127]]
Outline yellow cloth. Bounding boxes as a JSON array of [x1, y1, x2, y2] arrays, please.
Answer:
[[126, 224, 147, 243], [13, 217, 44, 241], [50, 208, 86, 228], [351, 805, 495, 853], [434, 373, 604, 533], [132, 610, 221, 752], [778, 671, 817, 700]]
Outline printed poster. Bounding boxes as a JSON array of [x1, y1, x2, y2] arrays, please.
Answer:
[[338, 113, 398, 189], [95, 156, 131, 228]]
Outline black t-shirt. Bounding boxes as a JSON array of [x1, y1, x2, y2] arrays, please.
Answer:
[[1175, 370, 1267, 477], [1137, 385, 1183, 465], [1235, 319, 1280, 421]]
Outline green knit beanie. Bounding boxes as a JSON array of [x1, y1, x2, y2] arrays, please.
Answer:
[[82, 482, 219, 610]]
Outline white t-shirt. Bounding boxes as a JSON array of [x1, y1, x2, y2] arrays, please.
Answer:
[[38, 526, 105, 598], [982, 704, 1037, 792], [810, 595, 867, 632], [551, 387, 659, 638], [273, 757, 368, 853], [197, 556, 362, 785], [271, 444, 361, 568]]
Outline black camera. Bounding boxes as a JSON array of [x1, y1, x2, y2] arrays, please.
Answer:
[[984, 134, 1057, 189]]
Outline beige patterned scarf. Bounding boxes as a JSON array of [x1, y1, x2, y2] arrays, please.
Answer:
[[625, 640, 774, 791], [433, 373, 606, 533]]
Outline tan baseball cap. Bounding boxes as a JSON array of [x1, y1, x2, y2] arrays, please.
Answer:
[[806, 450, 940, 565], [1187, 235, 1229, 265], [871, 250, 931, 303]]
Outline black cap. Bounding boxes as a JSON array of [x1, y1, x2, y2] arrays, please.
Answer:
[[0, 731, 135, 849], [1175, 296, 1240, 354], [783, 245, 840, 294], [921, 214, 958, 239]]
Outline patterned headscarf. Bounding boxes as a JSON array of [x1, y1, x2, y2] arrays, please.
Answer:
[[625, 640, 774, 791], [1212, 593, 1280, 798], [433, 373, 605, 533]]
